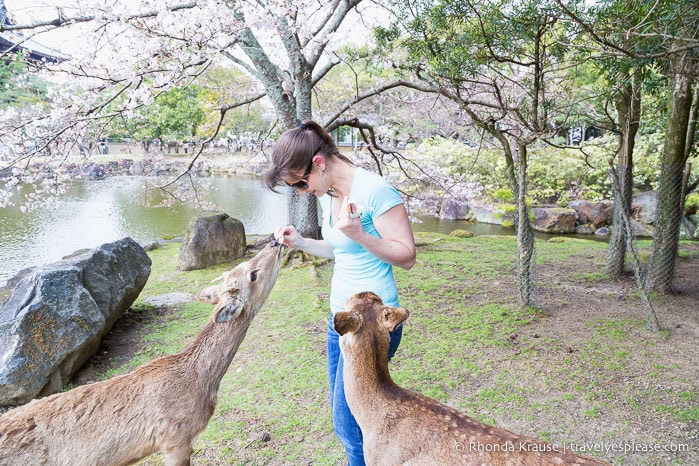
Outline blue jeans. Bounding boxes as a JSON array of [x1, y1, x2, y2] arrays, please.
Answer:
[[327, 314, 403, 466]]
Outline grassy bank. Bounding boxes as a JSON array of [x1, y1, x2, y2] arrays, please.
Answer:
[[90, 232, 698, 465]]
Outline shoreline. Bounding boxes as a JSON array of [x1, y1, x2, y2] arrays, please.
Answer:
[[10, 146, 685, 241]]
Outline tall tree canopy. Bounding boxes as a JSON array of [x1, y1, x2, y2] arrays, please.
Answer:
[[379, 0, 588, 306], [559, 0, 699, 291], [0, 0, 422, 235]]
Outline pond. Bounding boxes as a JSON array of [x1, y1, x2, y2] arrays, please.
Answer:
[[0, 174, 290, 285], [0, 173, 591, 286]]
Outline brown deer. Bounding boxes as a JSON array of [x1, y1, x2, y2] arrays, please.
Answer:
[[334, 291, 610, 466], [0, 242, 284, 466]]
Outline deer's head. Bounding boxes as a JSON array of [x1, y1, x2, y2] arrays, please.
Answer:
[[334, 291, 409, 360], [198, 242, 284, 323]]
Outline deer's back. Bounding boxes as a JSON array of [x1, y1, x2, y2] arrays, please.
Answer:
[[0, 355, 215, 465], [362, 388, 607, 466]]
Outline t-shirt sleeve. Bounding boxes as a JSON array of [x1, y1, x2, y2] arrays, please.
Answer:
[[368, 177, 403, 220]]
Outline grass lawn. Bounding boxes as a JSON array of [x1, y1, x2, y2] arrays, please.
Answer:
[[75, 233, 698, 465]]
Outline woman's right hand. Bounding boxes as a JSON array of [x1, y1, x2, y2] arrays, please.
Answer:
[[274, 225, 334, 259], [275, 225, 302, 249]]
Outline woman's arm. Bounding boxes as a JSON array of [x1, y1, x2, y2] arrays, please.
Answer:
[[274, 225, 335, 260], [336, 197, 416, 270]]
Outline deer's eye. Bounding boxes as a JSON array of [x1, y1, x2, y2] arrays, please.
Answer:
[[249, 270, 258, 282]]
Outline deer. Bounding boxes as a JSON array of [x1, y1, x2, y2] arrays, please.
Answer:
[[333, 291, 610, 466], [0, 242, 285, 466]]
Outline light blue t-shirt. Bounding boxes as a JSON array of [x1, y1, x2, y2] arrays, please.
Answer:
[[320, 167, 403, 314]]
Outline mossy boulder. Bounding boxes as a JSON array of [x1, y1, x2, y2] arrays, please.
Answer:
[[449, 229, 474, 239]]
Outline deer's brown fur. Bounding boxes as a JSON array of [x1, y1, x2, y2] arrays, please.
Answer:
[[334, 291, 610, 466], [0, 243, 284, 466]]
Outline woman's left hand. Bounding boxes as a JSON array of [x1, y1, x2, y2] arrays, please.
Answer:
[[336, 196, 364, 241], [337, 195, 416, 270]]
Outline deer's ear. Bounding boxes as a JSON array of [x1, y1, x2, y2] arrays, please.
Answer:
[[197, 272, 228, 304], [380, 306, 409, 331], [197, 285, 220, 304], [333, 311, 361, 336], [214, 293, 243, 322]]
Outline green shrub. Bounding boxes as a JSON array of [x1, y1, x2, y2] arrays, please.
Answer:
[[412, 136, 510, 194], [685, 192, 699, 216], [395, 132, 664, 209], [499, 204, 516, 228], [449, 229, 474, 238], [492, 188, 514, 203]]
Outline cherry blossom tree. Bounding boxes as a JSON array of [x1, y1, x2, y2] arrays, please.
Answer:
[[1, 0, 244, 208], [1, 0, 432, 236]]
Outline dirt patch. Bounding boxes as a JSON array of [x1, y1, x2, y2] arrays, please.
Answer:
[[71, 305, 177, 385], [512, 243, 699, 465]]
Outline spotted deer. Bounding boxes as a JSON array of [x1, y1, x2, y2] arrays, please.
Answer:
[[334, 291, 610, 466], [0, 242, 284, 466]]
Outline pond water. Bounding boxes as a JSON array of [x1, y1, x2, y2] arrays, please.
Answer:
[[0, 174, 289, 285], [0, 173, 597, 286]]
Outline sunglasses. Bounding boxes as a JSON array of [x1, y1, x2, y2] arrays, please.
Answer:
[[285, 148, 320, 190]]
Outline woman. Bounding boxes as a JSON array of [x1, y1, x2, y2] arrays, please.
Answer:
[[263, 120, 416, 465]]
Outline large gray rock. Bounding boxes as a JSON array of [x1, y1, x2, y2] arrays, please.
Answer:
[[632, 191, 658, 224], [630, 220, 654, 237], [0, 237, 151, 406], [531, 207, 578, 233], [690, 215, 699, 240], [178, 211, 246, 271], [568, 200, 613, 228], [575, 224, 596, 235], [439, 197, 470, 220], [680, 215, 696, 239]]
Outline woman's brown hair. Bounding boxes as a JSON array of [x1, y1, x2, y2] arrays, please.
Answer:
[[263, 120, 353, 192]]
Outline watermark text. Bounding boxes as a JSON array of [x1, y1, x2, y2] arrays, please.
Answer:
[[454, 440, 692, 456]]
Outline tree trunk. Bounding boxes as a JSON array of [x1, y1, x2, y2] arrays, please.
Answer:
[[288, 68, 321, 239], [683, 85, 699, 162], [237, 39, 319, 237], [490, 129, 532, 306], [515, 142, 536, 307], [289, 189, 321, 239], [680, 86, 699, 208], [606, 75, 641, 277], [648, 52, 694, 293]]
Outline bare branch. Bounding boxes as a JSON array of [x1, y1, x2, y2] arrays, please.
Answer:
[[327, 117, 454, 198], [311, 54, 340, 86], [220, 50, 260, 78], [0, 2, 199, 33], [221, 92, 267, 112], [302, 0, 342, 49], [306, 0, 364, 68], [323, 79, 437, 125]]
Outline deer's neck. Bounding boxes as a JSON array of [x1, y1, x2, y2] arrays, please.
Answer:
[[343, 349, 403, 422], [181, 318, 253, 391]]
